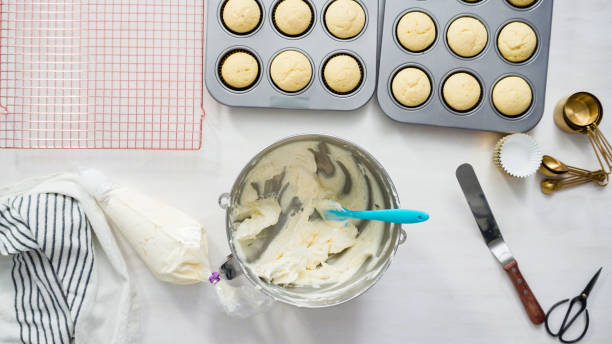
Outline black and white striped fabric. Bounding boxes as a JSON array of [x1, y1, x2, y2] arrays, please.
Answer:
[[0, 193, 94, 344]]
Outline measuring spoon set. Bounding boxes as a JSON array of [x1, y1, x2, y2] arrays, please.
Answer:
[[539, 92, 611, 194]]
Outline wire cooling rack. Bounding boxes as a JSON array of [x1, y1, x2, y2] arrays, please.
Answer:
[[0, 0, 205, 149]]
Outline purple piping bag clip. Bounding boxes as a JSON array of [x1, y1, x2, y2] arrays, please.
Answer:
[[209, 272, 221, 285]]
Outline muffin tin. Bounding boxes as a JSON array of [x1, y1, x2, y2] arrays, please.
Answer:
[[376, 0, 553, 133], [205, 0, 379, 110]]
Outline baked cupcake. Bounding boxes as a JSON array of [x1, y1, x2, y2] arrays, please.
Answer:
[[442, 72, 481, 111], [498, 21, 537, 63], [391, 67, 431, 107], [273, 0, 313, 36], [325, 0, 366, 39], [447, 17, 488, 58], [492, 76, 532, 117], [396, 11, 436, 52], [270, 50, 312, 92], [220, 51, 260, 90], [323, 54, 363, 94], [222, 0, 262, 34], [507, 0, 537, 7]]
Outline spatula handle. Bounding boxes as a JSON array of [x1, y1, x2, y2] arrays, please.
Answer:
[[345, 209, 430, 224], [503, 261, 546, 325]]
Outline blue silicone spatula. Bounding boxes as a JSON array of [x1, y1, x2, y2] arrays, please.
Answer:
[[322, 207, 430, 224]]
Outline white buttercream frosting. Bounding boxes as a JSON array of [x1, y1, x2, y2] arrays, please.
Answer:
[[231, 141, 387, 289]]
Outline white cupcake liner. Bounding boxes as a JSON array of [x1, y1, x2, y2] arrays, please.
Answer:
[[493, 133, 543, 178]]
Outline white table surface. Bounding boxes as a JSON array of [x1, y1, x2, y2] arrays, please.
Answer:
[[2, 1, 612, 343]]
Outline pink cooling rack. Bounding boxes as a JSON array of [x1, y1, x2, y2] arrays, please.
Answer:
[[0, 0, 205, 149]]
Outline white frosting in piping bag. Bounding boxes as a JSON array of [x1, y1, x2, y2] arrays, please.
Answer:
[[231, 141, 387, 288], [103, 187, 210, 284], [79, 168, 210, 285]]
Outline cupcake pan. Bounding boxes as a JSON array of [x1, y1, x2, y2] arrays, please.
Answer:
[[376, 0, 553, 133], [205, 0, 378, 110]]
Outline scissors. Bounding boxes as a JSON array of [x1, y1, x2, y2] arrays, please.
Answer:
[[545, 267, 603, 343]]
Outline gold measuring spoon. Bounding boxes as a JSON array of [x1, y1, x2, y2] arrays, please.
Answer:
[[538, 155, 592, 177], [541, 179, 584, 195], [554, 92, 612, 173], [541, 171, 609, 194]]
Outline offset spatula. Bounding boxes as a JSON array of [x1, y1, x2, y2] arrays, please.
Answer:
[[456, 163, 546, 325]]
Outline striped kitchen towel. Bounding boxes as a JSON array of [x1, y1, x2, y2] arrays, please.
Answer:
[[0, 175, 139, 344]]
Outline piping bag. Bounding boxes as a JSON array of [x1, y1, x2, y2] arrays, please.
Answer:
[[79, 169, 271, 317]]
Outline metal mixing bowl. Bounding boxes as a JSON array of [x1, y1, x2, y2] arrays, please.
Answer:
[[217, 134, 406, 308]]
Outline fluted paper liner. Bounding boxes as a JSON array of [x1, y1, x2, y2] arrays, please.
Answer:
[[493, 133, 543, 178]]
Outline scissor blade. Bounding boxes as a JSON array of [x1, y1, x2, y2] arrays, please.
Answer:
[[582, 267, 603, 297]]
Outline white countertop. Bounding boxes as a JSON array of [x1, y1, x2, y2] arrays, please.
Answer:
[[1, 1, 611, 343]]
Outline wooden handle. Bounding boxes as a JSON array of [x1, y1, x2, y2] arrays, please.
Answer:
[[503, 261, 546, 325]]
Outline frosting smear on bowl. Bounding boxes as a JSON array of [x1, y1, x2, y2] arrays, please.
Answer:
[[231, 140, 387, 288]]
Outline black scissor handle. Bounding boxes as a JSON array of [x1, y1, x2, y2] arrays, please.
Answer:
[[545, 297, 590, 343]]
